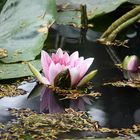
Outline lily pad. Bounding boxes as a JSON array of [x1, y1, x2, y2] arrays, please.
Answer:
[[0, 60, 42, 80], [128, 0, 140, 4], [56, 0, 129, 26], [0, 0, 56, 63]]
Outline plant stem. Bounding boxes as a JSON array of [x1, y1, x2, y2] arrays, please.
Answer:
[[106, 13, 140, 42], [101, 6, 140, 39]]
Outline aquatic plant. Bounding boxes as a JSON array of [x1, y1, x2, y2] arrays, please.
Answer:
[[28, 48, 97, 89], [122, 55, 140, 72], [122, 55, 140, 80]]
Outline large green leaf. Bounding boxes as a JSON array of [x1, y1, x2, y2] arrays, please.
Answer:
[[128, 0, 140, 4], [56, 0, 129, 26], [0, 0, 56, 63], [0, 60, 42, 80]]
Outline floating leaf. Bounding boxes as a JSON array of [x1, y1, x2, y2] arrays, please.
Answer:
[[78, 70, 97, 87], [27, 84, 46, 100], [0, 60, 42, 80], [56, 0, 129, 26], [0, 0, 56, 63]]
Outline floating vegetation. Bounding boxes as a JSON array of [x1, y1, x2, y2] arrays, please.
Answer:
[[48, 85, 101, 100], [0, 83, 25, 98], [0, 108, 99, 139], [104, 80, 140, 88], [0, 108, 140, 139]]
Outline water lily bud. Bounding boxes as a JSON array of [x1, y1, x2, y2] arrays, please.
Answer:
[[122, 55, 139, 72]]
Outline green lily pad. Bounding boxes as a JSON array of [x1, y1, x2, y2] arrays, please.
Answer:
[[0, 0, 56, 63], [128, 0, 140, 4], [0, 60, 42, 80], [56, 0, 129, 26]]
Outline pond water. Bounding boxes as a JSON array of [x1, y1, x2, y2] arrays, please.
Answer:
[[0, 23, 140, 138]]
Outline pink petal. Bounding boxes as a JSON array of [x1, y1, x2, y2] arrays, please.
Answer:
[[127, 55, 139, 72], [74, 57, 84, 67], [49, 62, 64, 85], [41, 50, 52, 79], [49, 62, 58, 84], [52, 53, 58, 64], [79, 58, 94, 78], [62, 52, 70, 65], [70, 51, 79, 61], [56, 48, 63, 58], [42, 76, 50, 85], [69, 68, 80, 86]]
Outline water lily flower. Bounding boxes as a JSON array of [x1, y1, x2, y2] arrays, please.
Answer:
[[28, 48, 97, 88], [122, 55, 140, 72], [122, 55, 140, 80]]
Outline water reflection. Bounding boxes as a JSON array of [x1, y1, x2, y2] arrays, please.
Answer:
[[40, 87, 93, 113]]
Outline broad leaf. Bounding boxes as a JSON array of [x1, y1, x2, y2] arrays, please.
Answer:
[[0, 60, 42, 80], [0, 0, 56, 63], [56, 0, 129, 26]]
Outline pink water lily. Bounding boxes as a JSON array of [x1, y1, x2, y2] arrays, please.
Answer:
[[28, 48, 97, 88], [122, 55, 140, 72], [122, 55, 140, 80]]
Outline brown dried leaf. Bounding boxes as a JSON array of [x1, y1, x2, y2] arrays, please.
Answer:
[[48, 85, 101, 99], [0, 48, 8, 58], [0, 83, 25, 98], [104, 80, 140, 88]]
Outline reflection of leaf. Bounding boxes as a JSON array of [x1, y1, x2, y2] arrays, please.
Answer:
[[0, 0, 56, 63], [27, 84, 45, 100], [0, 60, 42, 80], [104, 80, 140, 88]]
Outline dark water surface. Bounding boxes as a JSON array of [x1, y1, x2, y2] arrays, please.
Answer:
[[0, 24, 140, 132]]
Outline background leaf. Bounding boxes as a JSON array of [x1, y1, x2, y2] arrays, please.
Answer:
[[56, 0, 129, 26], [0, 60, 41, 80], [0, 0, 56, 63]]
